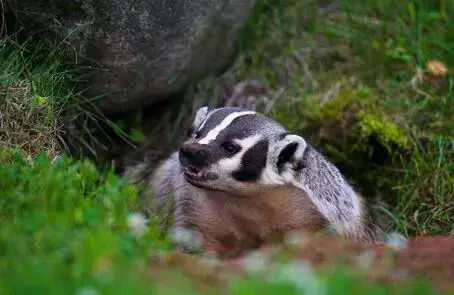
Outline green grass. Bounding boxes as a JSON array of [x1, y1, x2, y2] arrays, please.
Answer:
[[0, 36, 74, 159], [224, 0, 454, 236], [0, 35, 135, 161], [392, 138, 454, 236], [0, 149, 448, 295], [0, 149, 170, 295]]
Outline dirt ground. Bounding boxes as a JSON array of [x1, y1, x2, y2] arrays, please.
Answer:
[[149, 233, 454, 293], [228, 234, 454, 291]]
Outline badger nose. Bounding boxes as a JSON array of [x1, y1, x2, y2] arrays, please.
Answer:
[[179, 142, 209, 166]]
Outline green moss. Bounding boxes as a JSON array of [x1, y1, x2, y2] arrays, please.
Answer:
[[271, 101, 309, 131], [272, 83, 410, 154], [310, 86, 371, 121], [271, 84, 374, 131], [357, 112, 409, 151]]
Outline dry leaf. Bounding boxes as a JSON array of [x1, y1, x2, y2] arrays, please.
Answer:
[[426, 60, 448, 77]]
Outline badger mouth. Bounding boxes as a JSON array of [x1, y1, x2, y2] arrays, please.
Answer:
[[184, 165, 205, 179], [182, 165, 219, 189], [183, 166, 210, 190]]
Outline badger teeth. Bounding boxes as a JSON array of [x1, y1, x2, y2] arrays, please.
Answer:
[[184, 166, 205, 178]]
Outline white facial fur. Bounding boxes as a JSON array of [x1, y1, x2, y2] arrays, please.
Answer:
[[260, 134, 307, 186], [184, 107, 311, 194], [198, 111, 256, 145], [192, 106, 209, 130]]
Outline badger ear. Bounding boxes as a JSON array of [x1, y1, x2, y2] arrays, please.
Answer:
[[275, 133, 307, 172], [192, 106, 210, 130]]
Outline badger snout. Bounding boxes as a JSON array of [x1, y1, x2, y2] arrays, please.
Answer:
[[179, 141, 210, 168]]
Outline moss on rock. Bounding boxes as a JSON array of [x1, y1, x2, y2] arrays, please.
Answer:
[[356, 112, 409, 151]]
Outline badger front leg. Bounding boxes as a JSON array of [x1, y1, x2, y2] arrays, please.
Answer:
[[168, 195, 206, 255]]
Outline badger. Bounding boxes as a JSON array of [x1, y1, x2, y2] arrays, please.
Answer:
[[126, 106, 388, 258]]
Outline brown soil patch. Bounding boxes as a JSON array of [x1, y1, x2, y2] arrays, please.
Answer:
[[147, 234, 454, 293], [228, 234, 454, 291], [397, 236, 454, 288]]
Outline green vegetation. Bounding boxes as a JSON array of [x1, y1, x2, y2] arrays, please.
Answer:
[[1, 149, 446, 294], [1, 0, 454, 294], [0, 36, 75, 159], [0, 149, 168, 294], [0, 35, 135, 162], [231, 0, 454, 236]]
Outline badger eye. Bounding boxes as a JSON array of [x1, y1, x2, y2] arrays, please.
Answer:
[[222, 143, 240, 155]]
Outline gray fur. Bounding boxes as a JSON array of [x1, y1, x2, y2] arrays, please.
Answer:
[[297, 146, 387, 242], [127, 106, 388, 255]]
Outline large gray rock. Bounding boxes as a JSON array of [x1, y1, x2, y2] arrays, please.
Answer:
[[8, 0, 256, 114]]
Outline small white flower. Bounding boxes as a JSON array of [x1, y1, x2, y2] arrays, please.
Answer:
[[268, 261, 325, 295], [127, 212, 148, 237], [76, 287, 98, 295], [51, 154, 61, 164], [284, 231, 310, 248], [355, 250, 376, 269], [107, 215, 115, 227], [200, 252, 221, 268], [241, 250, 268, 273], [385, 231, 408, 252], [410, 67, 424, 91], [169, 226, 203, 253]]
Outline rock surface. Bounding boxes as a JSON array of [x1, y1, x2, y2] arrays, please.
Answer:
[[7, 0, 256, 114]]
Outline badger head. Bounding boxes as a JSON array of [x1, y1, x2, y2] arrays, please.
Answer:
[[178, 106, 308, 196]]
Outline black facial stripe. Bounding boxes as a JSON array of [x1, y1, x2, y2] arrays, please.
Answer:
[[277, 142, 299, 174], [195, 107, 245, 139], [213, 114, 271, 143], [232, 139, 269, 182]]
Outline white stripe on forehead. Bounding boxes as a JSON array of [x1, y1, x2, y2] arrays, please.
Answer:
[[198, 111, 256, 144]]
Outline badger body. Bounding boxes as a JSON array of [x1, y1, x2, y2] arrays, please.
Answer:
[[128, 106, 386, 258], [149, 151, 327, 257]]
